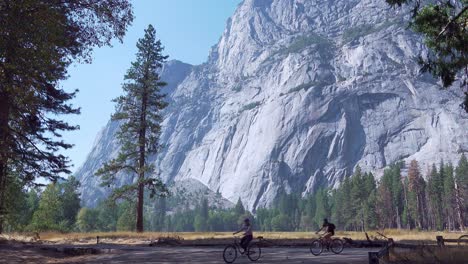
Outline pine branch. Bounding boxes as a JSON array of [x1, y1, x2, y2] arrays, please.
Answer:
[[436, 5, 468, 40]]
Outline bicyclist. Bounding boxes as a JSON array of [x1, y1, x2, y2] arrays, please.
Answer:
[[315, 218, 335, 244], [233, 218, 253, 252]]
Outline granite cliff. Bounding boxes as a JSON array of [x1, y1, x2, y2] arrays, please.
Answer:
[[75, 0, 468, 209]]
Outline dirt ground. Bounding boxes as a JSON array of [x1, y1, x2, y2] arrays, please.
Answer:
[[0, 244, 378, 264]]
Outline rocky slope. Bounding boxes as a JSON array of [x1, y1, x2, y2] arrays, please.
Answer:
[[75, 0, 468, 210]]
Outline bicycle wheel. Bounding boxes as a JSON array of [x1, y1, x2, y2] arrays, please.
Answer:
[[247, 243, 261, 261], [330, 238, 344, 254], [310, 239, 323, 256], [223, 245, 237, 263], [458, 235, 468, 247]]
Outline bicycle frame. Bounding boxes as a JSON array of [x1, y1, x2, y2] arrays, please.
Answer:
[[233, 237, 244, 253], [233, 236, 263, 254], [316, 233, 333, 246]]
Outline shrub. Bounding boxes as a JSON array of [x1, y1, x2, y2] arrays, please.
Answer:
[[232, 85, 242, 92], [240, 101, 261, 112]]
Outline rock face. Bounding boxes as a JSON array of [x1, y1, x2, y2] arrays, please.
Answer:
[[75, 0, 468, 209]]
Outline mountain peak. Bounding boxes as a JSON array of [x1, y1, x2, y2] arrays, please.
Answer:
[[76, 0, 468, 209]]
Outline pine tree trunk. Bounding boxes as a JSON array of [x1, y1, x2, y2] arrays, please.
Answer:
[[0, 87, 10, 234], [136, 86, 148, 233], [421, 191, 429, 230], [454, 182, 465, 231], [136, 177, 144, 232], [403, 184, 411, 229], [0, 163, 6, 234], [416, 194, 422, 229], [395, 206, 401, 229], [0, 21, 15, 234]]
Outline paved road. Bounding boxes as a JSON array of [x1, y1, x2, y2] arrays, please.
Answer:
[[0, 244, 379, 263], [54, 246, 377, 264]]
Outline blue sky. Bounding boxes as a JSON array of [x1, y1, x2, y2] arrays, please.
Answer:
[[61, 0, 242, 172]]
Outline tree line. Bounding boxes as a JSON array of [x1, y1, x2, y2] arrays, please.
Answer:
[[256, 155, 467, 232], [2, 154, 466, 233], [2, 177, 80, 232], [76, 196, 252, 233]]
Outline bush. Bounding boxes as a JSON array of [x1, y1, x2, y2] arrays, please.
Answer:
[[76, 208, 99, 232], [268, 32, 333, 61], [271, 214, 293, 231], [232, 85, 242, 92], [240, 101, 261, 112], [281, 33, 329, 55], [287, 81, 329, 94], [342, 20, 402, 43]]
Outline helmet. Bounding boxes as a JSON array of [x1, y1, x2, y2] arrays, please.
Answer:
[[244, 218, 250, 222], [323, 218, 328, 223]]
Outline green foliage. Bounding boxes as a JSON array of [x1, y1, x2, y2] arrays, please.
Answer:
[[232, 85, 242, 92], [342, 21, 400, 43], [141, 196, 252, 232], [283, 33, 330, 54], [271, 214, 293, 231], [270, 33, 333, 61], [428, 163, 444, 230], [0, 0, 134, 232], [2, 175, 37, 232], [313, 188, 330, 228], [6, 156, 467, 233], [76, 153, 468, 232], [97, 202, 119, 232], [364, 189, 378, 230], [284, 79, 336, 96], [287, 82, 321, 94], [117, 201, 136, 232], [342, 24, 375, 43], [194, 198, 210, 231], [29, 184, 66, 232], [147, 197, 166, 231], [28, 178, 81, 232], [234, 198, 245, 215], [76, 208, 99, 232], [406, 160, 426, 229], [96, 25, 170, 232], [240, 101, 261, 112], [443, 163, 456, 230], [385, 0, 468, 112], [336, 75, 346, 82], [61, 177, 81, 227], [455, 153, 468, 229]]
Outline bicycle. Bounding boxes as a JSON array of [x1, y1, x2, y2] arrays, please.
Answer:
[[310, 234, 344, 256], [223, 236, 262, 263]]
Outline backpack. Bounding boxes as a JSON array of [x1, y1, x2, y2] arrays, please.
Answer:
[[329, 223, 336, 231]]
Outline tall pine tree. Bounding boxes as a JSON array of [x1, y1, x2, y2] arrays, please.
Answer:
[[443, 163, 456, 230], [363, 172, 377, 230], [0, 0, 133, 233], [391, 163, 404, 229], [350, 166, 365, 231], [313, 188, 330, 228], [455, 154, 467, 230], [427, 164, 444, 230], [96, 25, 169, 232], [407, 160, 426, 229]]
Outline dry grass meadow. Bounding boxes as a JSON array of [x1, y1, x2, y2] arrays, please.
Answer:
[[2, 229, 464, 245]]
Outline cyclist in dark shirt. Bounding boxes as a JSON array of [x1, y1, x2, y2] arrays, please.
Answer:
[[315, 218, 335, 244]]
